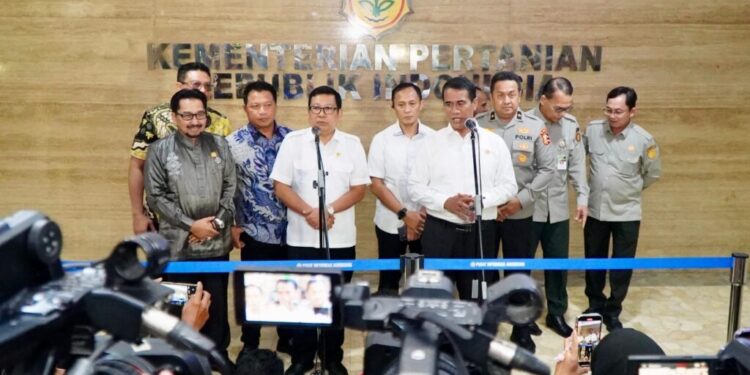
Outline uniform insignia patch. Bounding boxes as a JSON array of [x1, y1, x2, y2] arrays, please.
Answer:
[[518, 154, 527, 163], [647, 145, 658, 159], [540, 128, 551, 146], [518, 127, 529, 134], [628, 144, 636, 152], [516, 111, 522, 120], [575, 128, 581, 143], [490, 112, 496, 120]]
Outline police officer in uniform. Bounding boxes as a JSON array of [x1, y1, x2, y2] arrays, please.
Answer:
[[583, 86, 661, 332], [527, 77, 589, 339], [476, 71, 556, 352]]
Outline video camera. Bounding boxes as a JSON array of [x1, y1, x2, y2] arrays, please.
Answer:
[[0, 210, 227, 375], [233, 266, 552, 375]]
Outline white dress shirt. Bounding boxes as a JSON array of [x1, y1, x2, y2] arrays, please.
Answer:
[[270, 128, 371, 248], [407, 125, 517, 224], [368, 121, 436, 234]]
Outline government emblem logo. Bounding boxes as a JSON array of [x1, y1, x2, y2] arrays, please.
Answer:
[[341, 0, 413, 39]]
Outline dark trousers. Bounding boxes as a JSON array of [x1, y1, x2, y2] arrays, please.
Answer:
[[287, 245, 355, 367], [239, 233, 292, 350], [531, 219, 569, 316], [584, 217, 640, 319], [421, 215, 495, 301], [495, 217, 535, 277], [163, 254, 230, 358], [375, 226, 422, 294]]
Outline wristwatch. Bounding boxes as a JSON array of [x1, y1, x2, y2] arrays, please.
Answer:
[[397, 208, 408, 220], [211, 217, 225, 231], [326, 205, 335, 216]]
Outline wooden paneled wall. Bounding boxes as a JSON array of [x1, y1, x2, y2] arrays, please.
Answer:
[[1, 0, 749, 261]]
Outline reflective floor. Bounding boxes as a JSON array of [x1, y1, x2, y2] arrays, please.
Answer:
[[227, 270, 746, 374]]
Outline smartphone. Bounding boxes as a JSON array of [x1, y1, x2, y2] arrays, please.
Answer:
[[576, 313, 603, 367], [233, 267, 343, 328], [162, 282, 197, 306]]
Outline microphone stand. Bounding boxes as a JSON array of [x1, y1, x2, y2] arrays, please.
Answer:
[[313, 127, 331, 259], [468, 121, 487, 301], [312, 127, 330, 374]]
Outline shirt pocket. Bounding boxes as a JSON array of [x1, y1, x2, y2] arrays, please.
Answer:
[[616, 154, 641, 176], [292, 159, 317, 191], [512, 140, 533, 167], [327, 161, 354, 198]]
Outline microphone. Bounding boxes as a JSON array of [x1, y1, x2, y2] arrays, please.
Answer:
[[487, 338, 550, 375], [465, 117, 478, 131], [312, 126, 320, 141]]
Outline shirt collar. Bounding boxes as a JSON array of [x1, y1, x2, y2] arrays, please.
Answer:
[[390, 121, 427, 138], [606, 121, 633, 138], [305, 127, 342, 144], [246, 122, 284, 141], [175, 130, 202, 148], [532, 106, 557, 126]]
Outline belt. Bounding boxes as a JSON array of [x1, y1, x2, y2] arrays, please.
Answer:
[[426, 215, 475, 233]]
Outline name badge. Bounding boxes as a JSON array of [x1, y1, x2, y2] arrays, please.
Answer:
[[557, 153, 568, 171]]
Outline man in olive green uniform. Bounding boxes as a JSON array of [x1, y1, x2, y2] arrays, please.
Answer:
[[527, 77, 589, 339], [476, 71, 556, 352], [584, 86, 661, 332]]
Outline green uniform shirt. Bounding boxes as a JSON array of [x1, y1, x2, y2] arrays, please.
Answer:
[[584, 120, 661, 222], [477, 109, 556, 219], [527, 107, 589, 224]]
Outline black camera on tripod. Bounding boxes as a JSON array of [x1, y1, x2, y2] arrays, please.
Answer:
[[0, 210, 227, 375], [233, 265, 552, 375]]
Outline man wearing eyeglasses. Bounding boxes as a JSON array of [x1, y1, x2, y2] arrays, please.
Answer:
[[583, 86, 661, 332], [226, 80, 294, 362], [130, 62, 232, 235], [476, 71, 556, 353], [144, 88, 236, 364], [270, 86, 370, 375], [525, 77, 589, 339]]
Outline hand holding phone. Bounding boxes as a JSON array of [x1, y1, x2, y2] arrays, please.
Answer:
[[162, 282, 198, 306], [576, 313, 603, 367]]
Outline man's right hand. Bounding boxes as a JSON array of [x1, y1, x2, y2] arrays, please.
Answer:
[[444, 194, 476, 221], [132, 211, 155, 234], [403, 210, 427, 236], [190, 217, 219, 241], [304, 209, 335, 230]]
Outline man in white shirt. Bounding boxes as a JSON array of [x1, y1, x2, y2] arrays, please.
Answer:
[[368, 82, 435, 295], [270, 86, 370, 375], [408, 77, 517, 300]]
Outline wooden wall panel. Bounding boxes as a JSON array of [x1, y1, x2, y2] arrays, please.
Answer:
[[1, 0, 749, 262]]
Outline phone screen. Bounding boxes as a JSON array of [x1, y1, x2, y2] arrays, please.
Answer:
[[234, 269, 341, 327], [162, 282, 197, 306], [637, 362, 710, 375], [577, 313, 603, 366]]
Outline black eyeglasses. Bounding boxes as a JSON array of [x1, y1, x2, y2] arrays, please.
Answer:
[[176, 111, 207, 121], [309, 106, 338, 115]]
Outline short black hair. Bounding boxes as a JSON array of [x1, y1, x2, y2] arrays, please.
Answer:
[[242, 80, 277, 105], [235, 349, 283, 375], [490, 71, 523, 93], [170, 89, 207, 113], [176, 62, 211, 83], [442, 77, 476, 101], [391, 82, 422, 107], [606, 86, 638, 109], [308, 85, 342, 109], [541, 77, 574, 98]]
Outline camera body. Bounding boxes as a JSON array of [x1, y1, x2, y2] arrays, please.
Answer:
[[0, 210, 213, 375], [233, 268, 549, 375]]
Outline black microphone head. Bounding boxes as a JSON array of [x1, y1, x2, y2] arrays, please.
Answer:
[[311, 126, 320, 136], [465, 117, 478, 130]]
